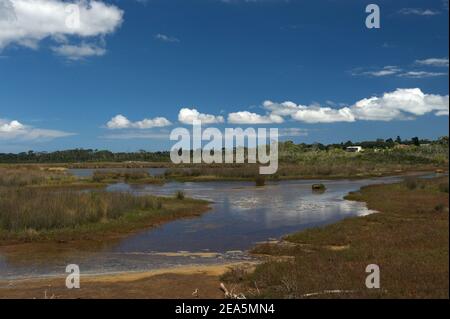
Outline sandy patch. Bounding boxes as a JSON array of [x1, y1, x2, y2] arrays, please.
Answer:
[[0, 262, 257, 299]]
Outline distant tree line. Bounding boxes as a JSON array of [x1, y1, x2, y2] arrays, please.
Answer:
[[0, 136, 447, 163], [283, 136, 449, 151], [0, 149, 170, 163]]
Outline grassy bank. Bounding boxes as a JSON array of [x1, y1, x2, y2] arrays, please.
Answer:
[[223, 176, 449, 298], [0, 167, 106, 189], [165, 143, 448, 181], [0, 166, 164, 188], [0, 162, 172, 169], [91, 170, 165, 185], [0, 187, 209, 244], [164, 163, 447, 182]]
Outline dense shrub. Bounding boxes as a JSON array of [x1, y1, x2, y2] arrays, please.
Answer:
[[255, 175, 266, 187], [405, 177, 418, 190], [175, 190, 185, 200], [439, 183, 449, 193]]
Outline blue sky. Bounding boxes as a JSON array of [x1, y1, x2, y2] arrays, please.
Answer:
[[0, 0, 448, 152]]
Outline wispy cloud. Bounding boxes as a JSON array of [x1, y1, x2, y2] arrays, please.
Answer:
[[398, 8, 441, 16], [398, 71, 448, 78], [134, 0, 149, 5], [154, 33, 180, 43], [220, 0, 290, 3], [351, 58, 448, 79], [381, 42, 397, 49], [415, 57, 449, 67], [279, 128, 308, 137], [0, 118, 75, 141], [100, 131, 170, 140], [359, 66, 402, 77], [52, 43, 106, 61], [206, 127, 306, 141]]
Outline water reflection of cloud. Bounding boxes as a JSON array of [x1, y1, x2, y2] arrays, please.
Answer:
[[121, 180, 376, 232], [212, 184, 375, 229]]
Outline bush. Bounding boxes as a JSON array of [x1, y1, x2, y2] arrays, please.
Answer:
[[255, 175, 266, 187], [124, 171, 150, 181], [312, 183, 326, 191], [405, 177, 418, 190], [438, 183, 449, 193], [175, 190, 185, 200]]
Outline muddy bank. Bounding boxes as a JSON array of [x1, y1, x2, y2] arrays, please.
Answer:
[[0, 262, 255, 299]]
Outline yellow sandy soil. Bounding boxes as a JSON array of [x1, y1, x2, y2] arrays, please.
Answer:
[[0, 262, 256, 299]]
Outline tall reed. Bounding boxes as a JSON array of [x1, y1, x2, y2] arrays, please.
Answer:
[[0, 188, 159, 232]]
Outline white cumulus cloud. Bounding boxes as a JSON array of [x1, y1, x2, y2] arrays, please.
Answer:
[[178, 108, 224, 125], [227, 111, 284, 124], [351, 89, 449, 120], [106, 114, 172, 129], [0, 118, 75, 140], [263, 100, 302, 116], [263, 100, 355, 123], [0, 0, 123, 58], [263, 88, 449, 123], [291, 106, 355, 123]]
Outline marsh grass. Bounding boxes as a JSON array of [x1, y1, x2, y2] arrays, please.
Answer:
[[0, 187, 208, 242], [162, 147, 447, 181], [0, 167, 106, 190], [164, 166, 259, 180], [92, 170, 164, 184], [0, 167, 208, 243], [0, 167, 75, 187], [0, 188, 158, 232]]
